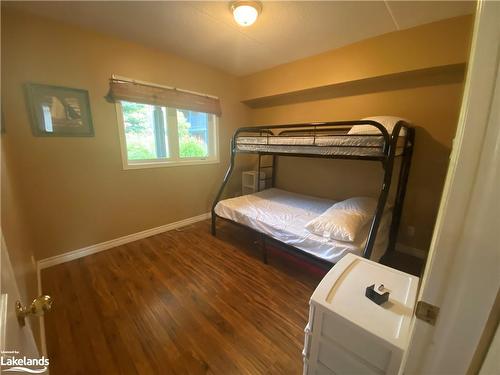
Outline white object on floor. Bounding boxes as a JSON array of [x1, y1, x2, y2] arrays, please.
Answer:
[[304, 254, 419, 375], [242, 170, 265, 195], [214, 188, 391, 263]]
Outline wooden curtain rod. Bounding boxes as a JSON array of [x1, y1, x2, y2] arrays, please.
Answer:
[[111, 74, 219, 100]]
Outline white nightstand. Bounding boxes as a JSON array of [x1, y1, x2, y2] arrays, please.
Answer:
[[304, 254, 419, 375]]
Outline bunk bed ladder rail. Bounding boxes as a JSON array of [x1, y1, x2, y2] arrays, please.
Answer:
[[257, 154, 277, 192], [362, 121, 410, 260], [386, 127, 415, 256], [211, 137, 236, 235]]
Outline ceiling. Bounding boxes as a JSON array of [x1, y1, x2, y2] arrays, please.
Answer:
[[6, 1, 475, 76]]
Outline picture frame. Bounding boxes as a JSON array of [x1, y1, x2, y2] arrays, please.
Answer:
[[25, 83, 94, 137]]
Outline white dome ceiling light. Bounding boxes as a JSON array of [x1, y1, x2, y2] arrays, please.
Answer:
[[230, 1, 262, 27]]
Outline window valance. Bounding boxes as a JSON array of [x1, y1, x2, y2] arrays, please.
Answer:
[[106, 77, 221, 116]]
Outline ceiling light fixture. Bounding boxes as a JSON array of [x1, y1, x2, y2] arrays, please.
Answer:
[[230, 1, 262, 27]]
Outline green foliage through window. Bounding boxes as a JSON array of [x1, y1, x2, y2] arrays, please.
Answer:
[[120, 101, 213, 163], [127, 144, 156, 160], [177, 111, 208, 158], [122, 101, 150, 134]]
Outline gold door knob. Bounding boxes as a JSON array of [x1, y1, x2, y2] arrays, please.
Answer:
[[16, 295, 52, 326]]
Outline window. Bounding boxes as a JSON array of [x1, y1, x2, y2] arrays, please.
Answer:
[[116, 101, 218, 169]]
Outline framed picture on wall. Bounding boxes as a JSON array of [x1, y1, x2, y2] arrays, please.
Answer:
[[25, 83, 94, 137]]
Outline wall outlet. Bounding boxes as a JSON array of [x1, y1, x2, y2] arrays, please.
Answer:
[[406, 226, 415, 238]]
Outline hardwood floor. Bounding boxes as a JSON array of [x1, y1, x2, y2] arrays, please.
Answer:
[[381, 251, 425, 277], [42, 220, 322, 375]]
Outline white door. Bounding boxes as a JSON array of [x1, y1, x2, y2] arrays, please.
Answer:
[[402, 1, 500, 374], [1, 234, 42, 371]]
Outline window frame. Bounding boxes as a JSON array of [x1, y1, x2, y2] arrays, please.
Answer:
[[115, 102, 219, 170]]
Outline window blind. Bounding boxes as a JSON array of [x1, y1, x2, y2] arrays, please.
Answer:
[[106, 78, 221, 116]]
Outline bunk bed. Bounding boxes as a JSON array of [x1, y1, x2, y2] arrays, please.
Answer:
[[211, 118, 415, 268]]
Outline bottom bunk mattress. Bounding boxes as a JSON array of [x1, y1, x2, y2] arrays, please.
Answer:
[[214, 188, 390, 263]]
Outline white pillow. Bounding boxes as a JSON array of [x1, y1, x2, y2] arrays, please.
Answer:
[[348, 116, 408, 136], [305, 197, 377, 242]]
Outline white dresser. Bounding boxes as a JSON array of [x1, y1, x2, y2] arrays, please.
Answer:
[[303, 254, 419, 375]]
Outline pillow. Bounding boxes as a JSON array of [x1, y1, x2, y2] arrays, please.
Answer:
[[348, 116, 409, 136], [305, 197, 377, 242]]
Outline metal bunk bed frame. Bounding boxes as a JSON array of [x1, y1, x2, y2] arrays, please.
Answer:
[[211, 120, 415, 268]]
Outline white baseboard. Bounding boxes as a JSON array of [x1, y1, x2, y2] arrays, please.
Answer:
[[38, 212, 211, 270], [395, 243, 427, 259]]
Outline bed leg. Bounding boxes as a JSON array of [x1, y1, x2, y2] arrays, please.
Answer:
[[211, 214, 216, 236], [260, 235, 268, 264]]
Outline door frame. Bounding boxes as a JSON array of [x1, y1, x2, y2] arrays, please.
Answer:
[[402, 1, 500, 373]]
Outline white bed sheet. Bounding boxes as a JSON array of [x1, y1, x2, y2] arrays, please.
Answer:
[[214, 188, 390, 263]]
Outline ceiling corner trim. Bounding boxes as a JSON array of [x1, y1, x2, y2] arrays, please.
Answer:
[[384, 1, 401, 30]]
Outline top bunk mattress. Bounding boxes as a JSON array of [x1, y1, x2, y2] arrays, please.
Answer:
[[235, 135, 405, 157], [214, 188, 390, 263]]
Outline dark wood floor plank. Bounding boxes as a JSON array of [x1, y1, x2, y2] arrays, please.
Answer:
[[144, 231, 306, 363], [134, 239, 268, 375], [111, 243, 235, 375], [71, 258, 144, 375], [42, 220, 322, 374]]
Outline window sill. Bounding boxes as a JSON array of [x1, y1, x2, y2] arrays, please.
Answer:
[[123, 158, 220, 170]]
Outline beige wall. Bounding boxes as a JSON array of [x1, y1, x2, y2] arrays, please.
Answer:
[[242, 15, 473, 251], [1, 8, 250, 260], [242, 16, 472, 100]]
